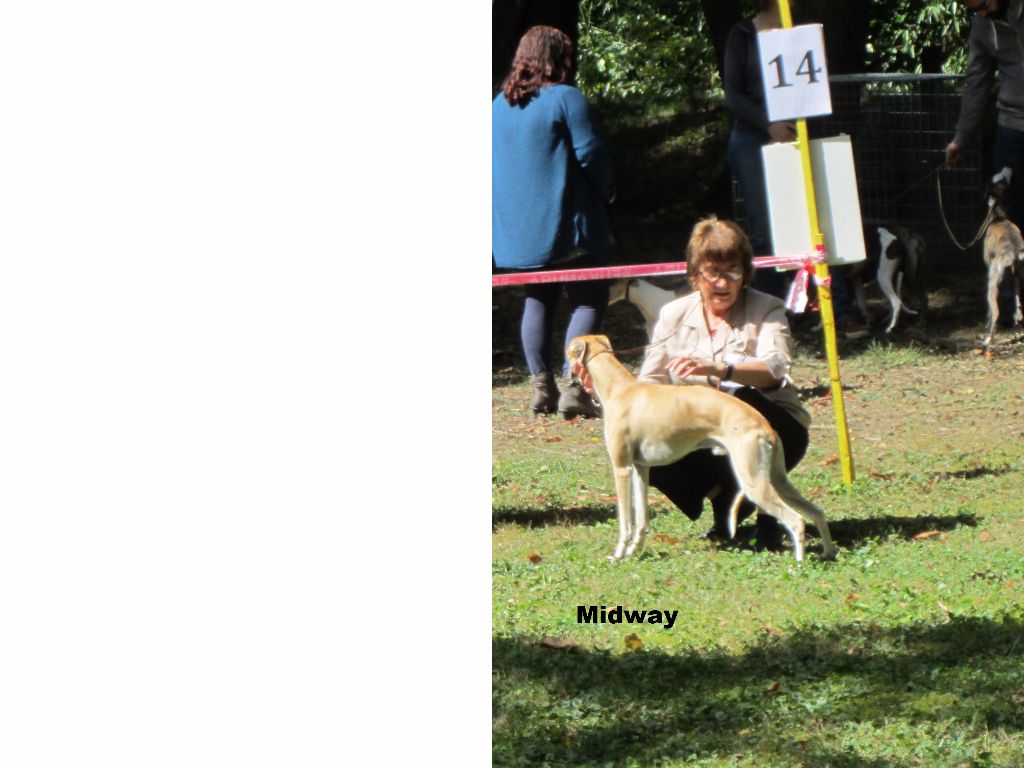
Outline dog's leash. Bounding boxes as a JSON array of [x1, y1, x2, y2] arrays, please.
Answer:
[[888, 160, 948, 206], [937, 165, 994, 251]]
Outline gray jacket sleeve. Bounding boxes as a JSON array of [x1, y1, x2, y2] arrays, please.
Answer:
[[954, 19, 996, 147]]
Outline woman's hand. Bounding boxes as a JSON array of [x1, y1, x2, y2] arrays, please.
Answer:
[[767, 121, 796, 143], [666, 356, 724, 380]]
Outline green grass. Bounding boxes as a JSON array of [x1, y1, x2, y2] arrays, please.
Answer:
[[493, 345, 1024, 767]]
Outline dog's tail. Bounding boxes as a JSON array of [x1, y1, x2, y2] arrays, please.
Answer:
[[727, 492, 745, 539]]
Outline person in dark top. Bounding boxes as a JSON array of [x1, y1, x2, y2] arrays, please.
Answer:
[[723, 0, 869, 338], [724, 0, 794, 300], [492, 26, 615, 418], [946, 0, 1024, 324]]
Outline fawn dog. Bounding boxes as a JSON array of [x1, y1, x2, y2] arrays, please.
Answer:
[[983, 167, 1024, 351], [567, 334, 837, 562]]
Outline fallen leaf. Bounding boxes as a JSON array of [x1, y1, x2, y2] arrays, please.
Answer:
[[847, 645, 858, 656], [869, 470, 894, 480], [846, 592, 860, 602], [542, 435, 562, 443], [652, 533, 680, 545], [624, 633, 643, 651], [764, 680, 781, 694], [818, 453, 840, 466], [526, 553, 543, 564], [762, 625, 784, 638], [938, 601, 952, 617], [979, 531, 992, 542], [539, 636, 577, 651], [913, 530, 940, 541]]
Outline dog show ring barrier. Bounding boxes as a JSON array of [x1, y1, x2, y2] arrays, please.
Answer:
[[493, 0, 859, 485], [491, 247, 860, 484]]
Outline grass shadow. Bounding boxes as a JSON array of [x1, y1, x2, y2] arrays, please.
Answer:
[[492, 505, 615, 530], [826, 512, 978, 547], [931, 464, 1016, 481], [494, 615, 1024, 767]]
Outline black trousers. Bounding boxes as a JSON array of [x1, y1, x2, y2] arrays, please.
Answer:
[[647, 387, 809, 535]]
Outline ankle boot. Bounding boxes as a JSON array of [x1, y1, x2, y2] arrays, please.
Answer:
[[558, 380, 602, 420], [529, 372, 559, 414]]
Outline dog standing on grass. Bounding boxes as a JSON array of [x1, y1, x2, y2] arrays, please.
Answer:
[[983, 166, 1024, 351], [567, 334, 837, 562], [851, 224, 928, 334]]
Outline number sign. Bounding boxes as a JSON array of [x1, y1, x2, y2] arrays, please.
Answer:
[[756, 24, 831, 122]]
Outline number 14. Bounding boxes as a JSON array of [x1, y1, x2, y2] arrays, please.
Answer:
[[767, 49, 822, 89]]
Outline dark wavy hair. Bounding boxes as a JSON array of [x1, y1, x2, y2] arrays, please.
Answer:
[[502, 26, 575, 107], [685, 216, 756, 288]]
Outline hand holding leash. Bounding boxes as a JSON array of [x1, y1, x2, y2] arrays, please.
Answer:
[[945, 140, 962, 169], [667, 355, 722, 380]]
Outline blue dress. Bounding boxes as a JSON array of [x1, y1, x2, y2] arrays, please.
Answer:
[[492, 84, 614, 269]]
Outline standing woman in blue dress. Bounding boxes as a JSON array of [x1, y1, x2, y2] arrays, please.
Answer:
[[493, 25, 616, 418]]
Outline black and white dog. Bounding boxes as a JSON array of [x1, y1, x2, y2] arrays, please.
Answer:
[[850, 223, 927, 333], [982, 166, 1024, 350]]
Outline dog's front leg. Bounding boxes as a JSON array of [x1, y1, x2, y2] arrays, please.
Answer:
[[610, 465, 634, 561], [624, 465, 650, 557]]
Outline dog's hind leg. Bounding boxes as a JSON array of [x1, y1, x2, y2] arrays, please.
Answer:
[[726, 491, 745, 539], [729, 435, 806, 560], [624, 465, 650, 558], [1013, 268, 1023, 327], [984, 261, 1004, 349], [773, 471, 838, 560], [878, 257, 906, 333]]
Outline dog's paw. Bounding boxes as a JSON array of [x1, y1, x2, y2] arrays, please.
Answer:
[[819, 546, 839, 562]]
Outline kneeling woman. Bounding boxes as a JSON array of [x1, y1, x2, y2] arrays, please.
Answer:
[[638, 216, 811, 547]]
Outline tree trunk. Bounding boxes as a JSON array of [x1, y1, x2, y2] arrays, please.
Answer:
[[492, 0, 579, 95], [699, 0, 742, 84]]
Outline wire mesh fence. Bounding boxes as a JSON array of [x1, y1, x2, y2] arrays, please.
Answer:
[[733, 73, 990, 266]]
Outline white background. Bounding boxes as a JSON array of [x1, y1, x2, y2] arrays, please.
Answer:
[[757, 24, 832, 122], [0, 1, 490, 764]]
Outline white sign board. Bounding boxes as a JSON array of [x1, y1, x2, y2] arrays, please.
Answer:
[[762, 134, 865, 266], [757, 24, 832, 122]]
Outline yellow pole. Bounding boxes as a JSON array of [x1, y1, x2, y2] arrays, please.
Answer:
[[778, 0, 855, 483]]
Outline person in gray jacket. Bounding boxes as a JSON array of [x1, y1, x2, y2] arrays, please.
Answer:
[[946, 0, 1024, 317]]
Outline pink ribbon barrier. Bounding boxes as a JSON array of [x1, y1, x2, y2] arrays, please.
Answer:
[[491, 253, 825, 287]]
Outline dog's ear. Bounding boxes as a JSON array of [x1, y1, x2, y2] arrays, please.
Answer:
[[567, 337, 586, 362]]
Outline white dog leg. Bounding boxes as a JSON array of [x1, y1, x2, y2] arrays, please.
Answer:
[[727, 491, 745, 539], [609, 465, 634, 561], [877, 254, 905, 333], [624, 465, 650, 557]]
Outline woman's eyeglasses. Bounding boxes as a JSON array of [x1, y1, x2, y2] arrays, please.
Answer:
[[698, 267, 743, 283]]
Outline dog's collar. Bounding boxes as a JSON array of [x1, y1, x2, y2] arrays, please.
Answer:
[[583, 347, 615, 367]]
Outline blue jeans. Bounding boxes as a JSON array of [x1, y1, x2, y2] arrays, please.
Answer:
[[521, 277, 609, 377], [728, 127, 788, 299]]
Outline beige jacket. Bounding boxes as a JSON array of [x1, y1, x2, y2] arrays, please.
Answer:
[[637, 288, 810, 429]]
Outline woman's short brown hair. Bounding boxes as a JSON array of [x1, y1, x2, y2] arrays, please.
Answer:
[[685, 216, 755, 287], [502, 26, 575, 107]]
